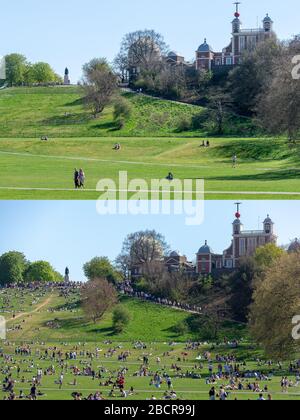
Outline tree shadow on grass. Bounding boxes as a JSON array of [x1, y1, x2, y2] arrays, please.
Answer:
[[40, 114, 92, 126], [209, 169, 300, 182], [48, 317, 89, 330], [92, 121, 118, 131], [64, 97, 85, 107], [210, 139, 296, 162], [89, 327, 116, 337]]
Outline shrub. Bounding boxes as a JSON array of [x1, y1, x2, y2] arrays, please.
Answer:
[[173, 321, 189, 335], [191, 110, 210, 130], [112, 306, 131, 333], [177, 117, 191, 132], [113, 97, 132, 122], [115, 118, 125, 130]]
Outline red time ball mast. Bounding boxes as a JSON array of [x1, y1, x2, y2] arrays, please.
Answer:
[[235, 202, 242, 219], [234, 2, 241, 18]]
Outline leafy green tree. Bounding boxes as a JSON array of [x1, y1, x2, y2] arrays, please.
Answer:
[[112, 306, 131, 333], [5, 53, 27, 86], [250, 253, 300, 359], [23, 63, 35, 85], [254, 243, 285, 271], [0, 251, 27, 285], [83, 257, 120, 283], [24, 261, 57, 283], [30, 62, 56, 83]]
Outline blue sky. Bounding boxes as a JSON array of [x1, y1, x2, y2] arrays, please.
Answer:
[[1, 0, 299, 82], [0, 201, 299, 282]]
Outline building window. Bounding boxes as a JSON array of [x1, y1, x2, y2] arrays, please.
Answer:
[[226, 57, 232, 65], [259, 237, 266, 246], [248, 238, 257, 254], [226, 260, 233, 268], [247, 36, 257, 50], [239, 238, 246, 256], [240, 36, 246, 51]]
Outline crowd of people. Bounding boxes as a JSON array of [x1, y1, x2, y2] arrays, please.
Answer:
[[1, 339, 300, 401], [119, 282, 202, 314]]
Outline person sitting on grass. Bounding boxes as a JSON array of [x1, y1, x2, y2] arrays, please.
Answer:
[[166, 172, 174, 181]]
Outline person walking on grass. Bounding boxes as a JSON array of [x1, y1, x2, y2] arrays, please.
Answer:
[[30, 384, 37, 400], [209, 386, 216, 401], [79, 169, 85, 189], [74, 169, 79, 189], [232, 154, 237, 168], [59, 373, 64, 390]]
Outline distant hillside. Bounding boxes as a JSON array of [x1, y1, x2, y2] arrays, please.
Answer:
[[0, 288, 246, 343], [0, 87, 204, 138]]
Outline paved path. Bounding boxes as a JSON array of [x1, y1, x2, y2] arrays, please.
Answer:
[[7, 295, 53, 322], [0, 186, 299, 196]]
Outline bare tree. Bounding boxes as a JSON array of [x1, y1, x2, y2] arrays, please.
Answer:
[[121, 230, 169, 267], [139, 260, 194, 302], [115, 30, 168, 80], [157, 64, 187, 99], [257, 40, 300, 143], [82, 58, 118, 117], [81, 278, 118, 323], [207, 88, 232, 135], [115, 254, 131, 280]]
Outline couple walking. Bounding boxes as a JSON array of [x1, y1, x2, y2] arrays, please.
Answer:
[[74, 168, 85, 189]]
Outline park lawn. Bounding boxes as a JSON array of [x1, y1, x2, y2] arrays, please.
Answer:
[[0, 137, 300, 199], [0, 86, 299, 200], [1, 349, 300, 401], [1, 289, 300, 401]]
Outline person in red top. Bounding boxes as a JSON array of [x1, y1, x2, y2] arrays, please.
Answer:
[[118, 376, 125, 391]]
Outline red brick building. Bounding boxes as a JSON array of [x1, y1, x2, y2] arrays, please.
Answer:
[[196, 208, 277, 275], [196, 4, 275, 71]]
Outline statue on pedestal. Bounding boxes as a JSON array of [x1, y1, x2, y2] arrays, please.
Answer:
[[64, 267, 70, 283], [64, 68, 70, 85]]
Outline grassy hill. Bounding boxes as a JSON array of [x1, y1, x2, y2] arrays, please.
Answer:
[[0, 87, 203, 138], [1, 288, 299, 401], [0, 289, 244, 343]]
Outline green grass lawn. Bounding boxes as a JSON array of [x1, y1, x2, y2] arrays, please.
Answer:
[[0, 136, 299, 200], [0, 86, 299, 200], [0, 289, 299, 401]]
